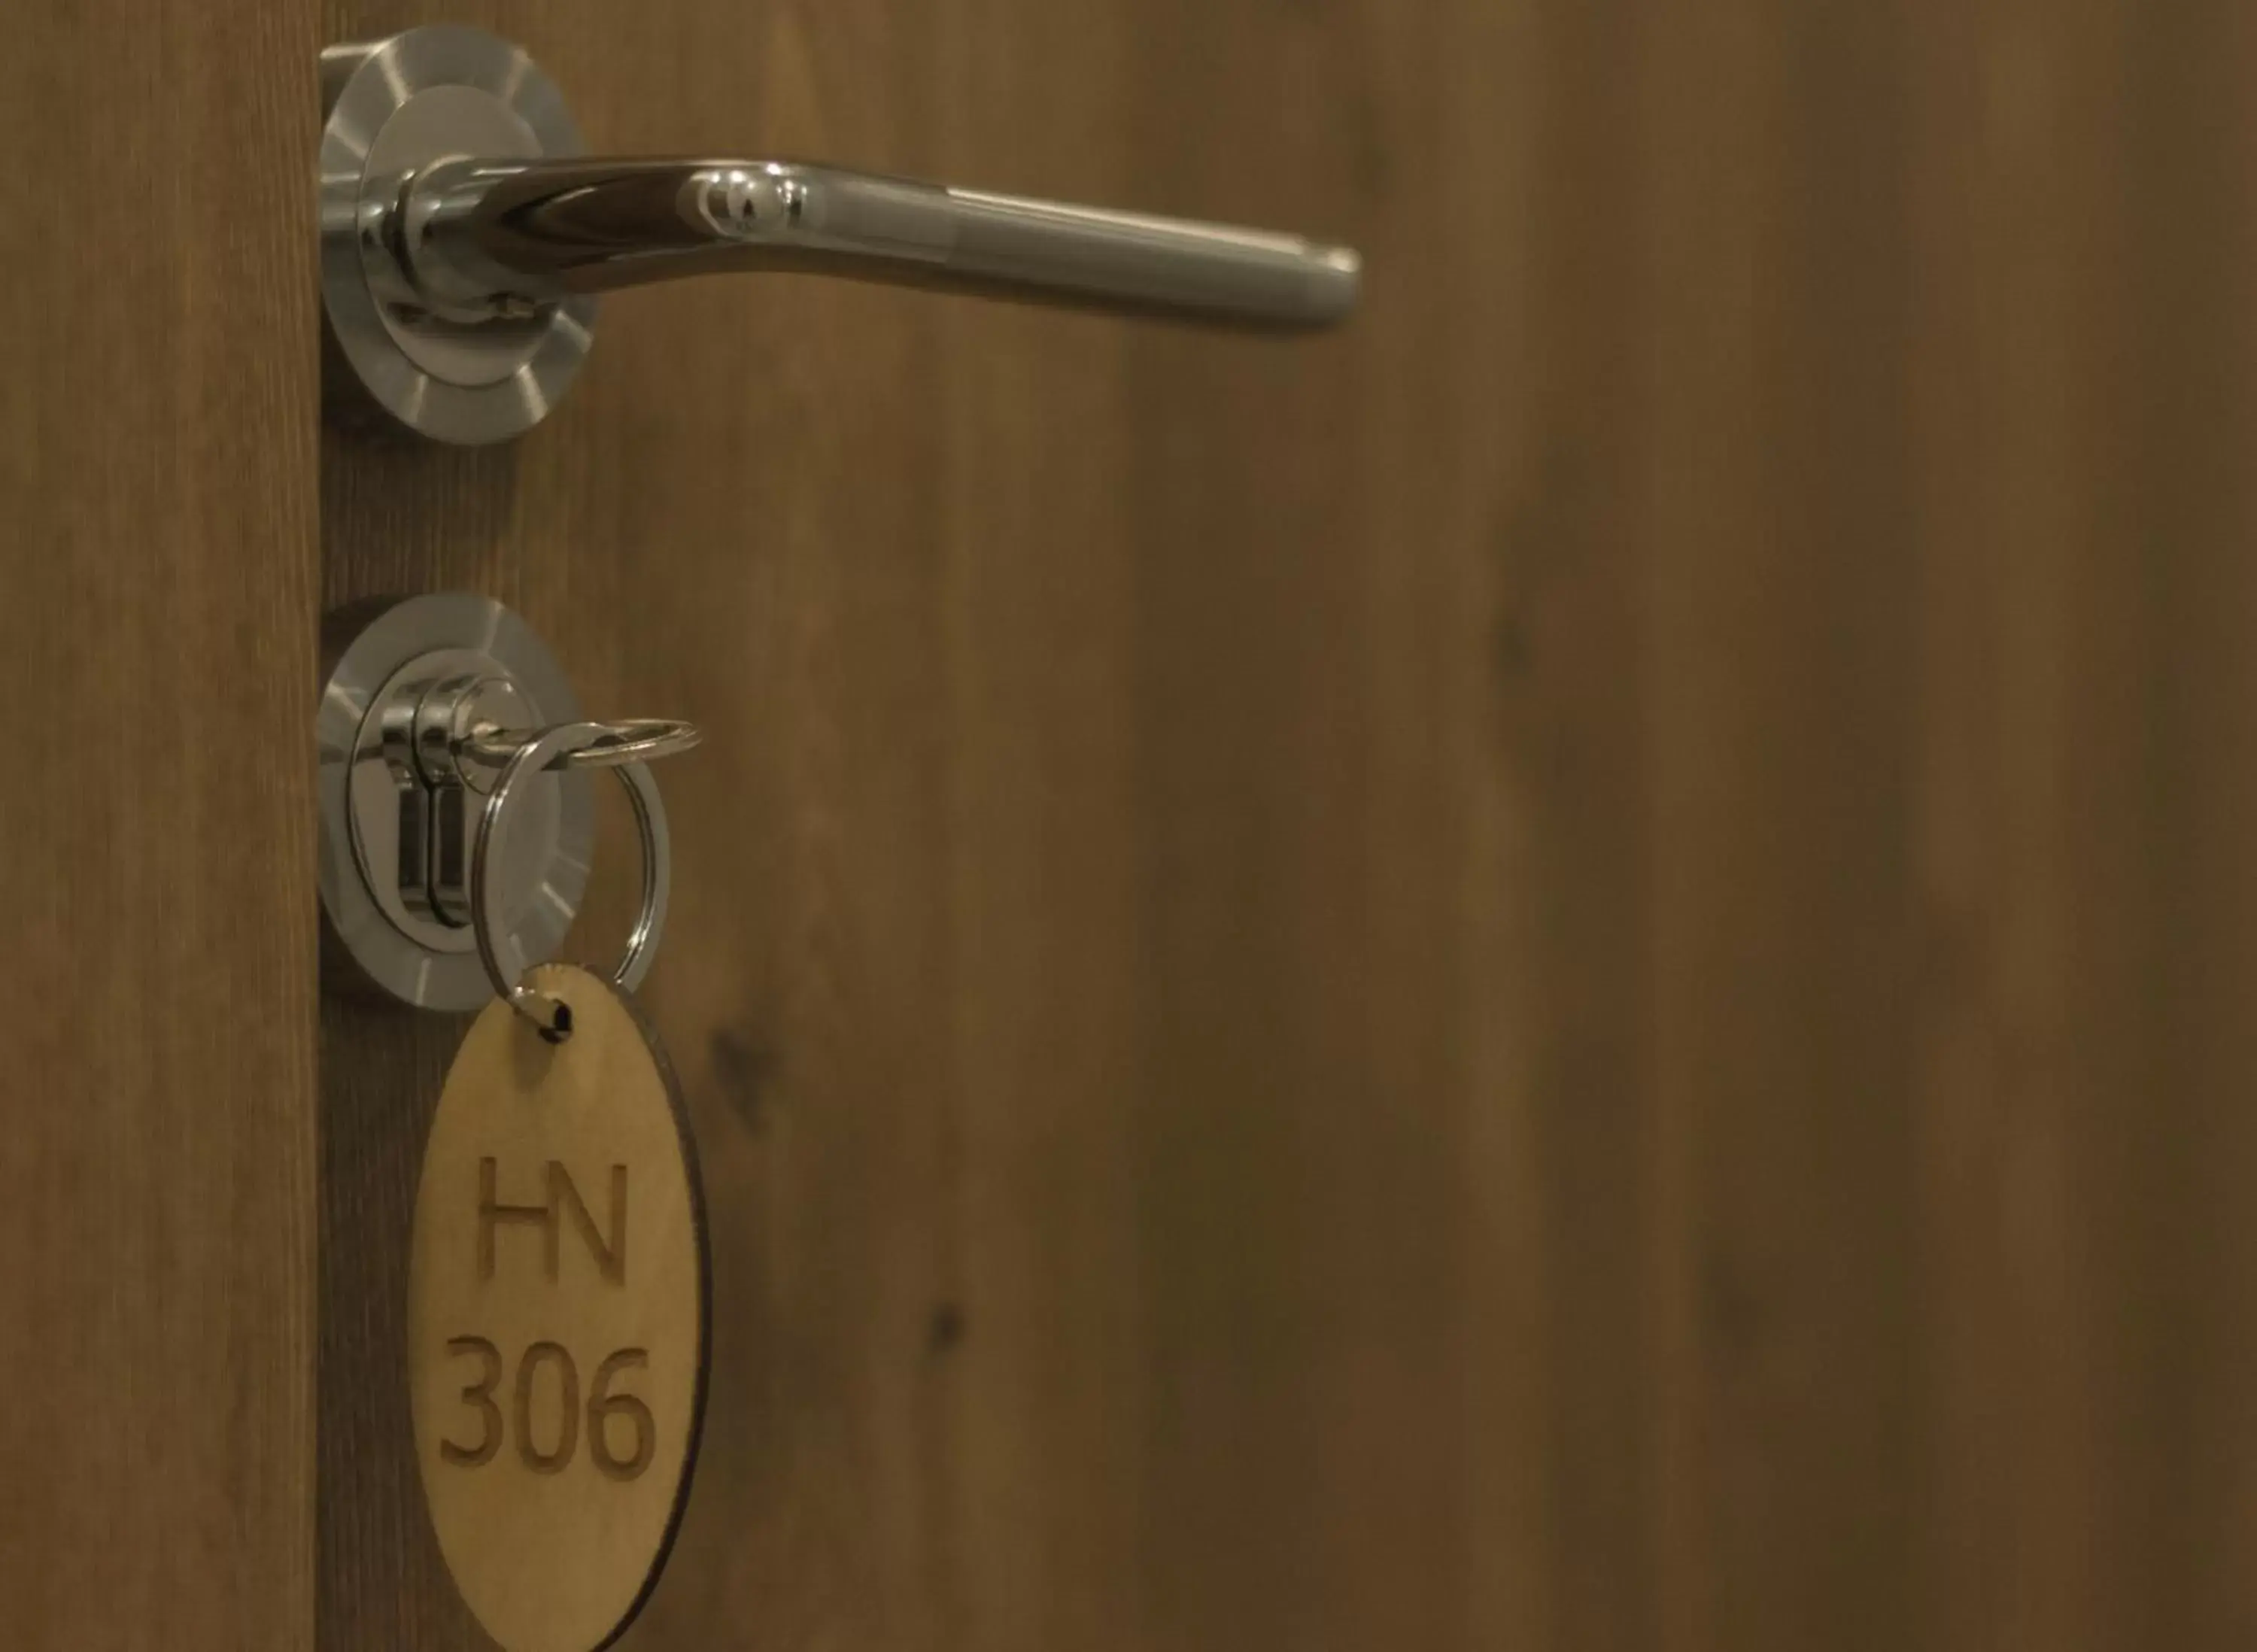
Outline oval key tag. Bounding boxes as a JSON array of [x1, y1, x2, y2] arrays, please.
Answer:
[[409, 962, 709, 1652]]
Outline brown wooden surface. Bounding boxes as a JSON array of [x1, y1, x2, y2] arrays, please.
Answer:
[[306, 6, 2257, 1652], [0, 4, 320, 1650], [409, 967, 706, 1652]]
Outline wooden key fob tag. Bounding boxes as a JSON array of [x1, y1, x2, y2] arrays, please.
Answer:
[[409, 963, 709, 1652]]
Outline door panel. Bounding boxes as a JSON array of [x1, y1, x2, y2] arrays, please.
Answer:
[[0, 5, 319, 1649], [314, 1, 2257, 1650], [0, 0, 2238, 1650]]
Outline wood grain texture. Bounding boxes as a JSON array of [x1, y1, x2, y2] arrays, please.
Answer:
[[312, 5, 2257, 1652], [0, 2, 320, 1648], [410, 967, 706, 1652]]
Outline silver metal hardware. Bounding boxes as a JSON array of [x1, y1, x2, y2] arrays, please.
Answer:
[[460, 718, 701, 775], [320, 25, 1362, 443], [320, 29, 592, 443], [317, 594, 695, 1013], [472, 722, 673, 1036]]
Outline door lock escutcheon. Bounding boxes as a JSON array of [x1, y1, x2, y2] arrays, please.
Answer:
[[319, 594, 696, 1012], [320, 25, 1363, 443], [320, 595, 591, 1008]]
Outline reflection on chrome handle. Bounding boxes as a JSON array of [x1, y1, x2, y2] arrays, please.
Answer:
[[319, 25, 1359, 442], [402, 158, 1361, 329]]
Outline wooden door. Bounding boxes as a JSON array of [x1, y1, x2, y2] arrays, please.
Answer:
[[10, 2, 2257, 1650], [0, 5, 319, 1650], [307, 3, 2257, 1645]]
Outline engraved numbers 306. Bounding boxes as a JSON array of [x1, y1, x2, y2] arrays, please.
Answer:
[[441, 1337, 656, 1479]]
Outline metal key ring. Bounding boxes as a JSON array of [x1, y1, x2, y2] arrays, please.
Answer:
[[470, 720, 672, 1037], [461, 717, 702, 774]]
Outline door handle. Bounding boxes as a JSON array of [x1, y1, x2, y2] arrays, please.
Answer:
[[321, 27, 1361, 445], [406, 159, 1359, 326]]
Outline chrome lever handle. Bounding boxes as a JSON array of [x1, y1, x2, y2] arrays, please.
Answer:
[[407, 159, 1360, 329], [320, 26, 1360, 445]]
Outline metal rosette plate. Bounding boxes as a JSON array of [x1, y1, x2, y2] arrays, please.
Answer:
[[318, 594, 594, 1010], [320, 26, 595, 443]]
